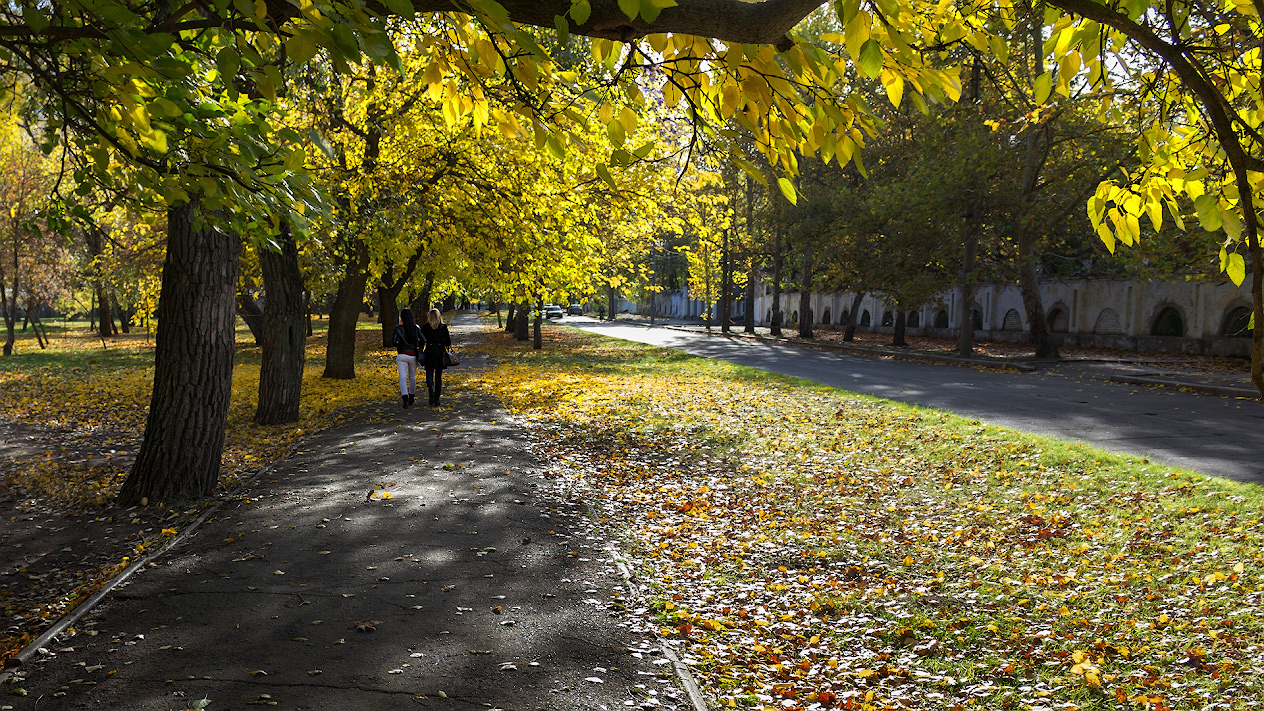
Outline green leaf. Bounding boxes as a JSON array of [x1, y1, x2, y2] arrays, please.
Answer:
[[1033, 72, 1052, 104], [309, 128, 335, 159], [857, 39, 884, 79], [570, 0, 592, 24], [545, 133, 566, 160], [554, 15, 570, 44], [216, 47, 240, 79], [361, 31, 395, 60], [618, 0, 639, 21], [380, 0, 415, 14], [287, 32, 319, 64], [777, 177, 797, 205], [22, 8, 50, 32], [640, 0, 675, 22], [1226, 252, 1246, 286], [596, 163, 617, 189]]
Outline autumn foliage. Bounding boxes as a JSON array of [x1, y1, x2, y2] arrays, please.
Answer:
[[471, 325, 1263, 711]]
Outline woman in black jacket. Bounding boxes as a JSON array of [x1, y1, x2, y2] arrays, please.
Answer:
[[391, 308, 425, 408], [419, 308, 452, 406]]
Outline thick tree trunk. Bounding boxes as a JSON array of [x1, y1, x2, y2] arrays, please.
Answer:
[[255, 222, 306, 425], [378, 285, 399, 348], [515, 304, 530, 340], [505, 302, 516, 332], [442, 293, 456, 312], [533, 299, 542, 349], [844, 291, 865, 341], [798, 238, 814, 339], [409, 270, 436, 316], [118, 198, 241, 505], [770, 233, 783, 337], [304, 290, 313, 337], [322, 239, 370, 379], [96, 283, 113, 339], [1018, 235, 1058, 358], [607, 284, 616, 320], [893, 310, 908, 347]]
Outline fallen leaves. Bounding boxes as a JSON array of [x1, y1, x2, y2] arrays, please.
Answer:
[[470, 327, 1264, 711], [353, 619, 381, 632]]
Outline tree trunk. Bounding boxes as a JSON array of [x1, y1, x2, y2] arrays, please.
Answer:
[[1018, 239, 1058, 358], [322, 239, 370, 379], [1016, 5, 1059, 360], [798, 237, 814, 339], [254, 222, 306, 425], [505, 302, 516, 332], [378, 285, 399, 348], [515, 304, 530, 340], [238, 285, 265, 345], [607, 284, 616, 321], [720, 231, 732, 333], [770, 232, 783, 337], [0, 279, 14, 357], [744, 257, 756, 334], [533, 299, 542, 349], [409, 270, 435, 316], [304, 290, 313, 337], [1249, 239, 1264, 397], [893, 310, 908, 347], [118, 198, 241, 505], [442, 293, 456, 312], [844, 291, 865, 341], [958, 229, 978, 356]]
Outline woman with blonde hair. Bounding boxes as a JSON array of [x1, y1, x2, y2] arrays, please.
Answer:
[[419, 308, 452, 406]]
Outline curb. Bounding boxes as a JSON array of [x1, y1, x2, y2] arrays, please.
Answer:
[[1107, 375, 1259, 399], [0, 444, 301, 686], [605, 542, 711, 711], [658, 325, 1037, 372]]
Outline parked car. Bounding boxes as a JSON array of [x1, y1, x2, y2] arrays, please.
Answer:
[[567, 304, 584, 315], [544, 304, 564, 319]]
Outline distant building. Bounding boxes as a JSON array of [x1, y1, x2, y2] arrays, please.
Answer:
[[650, 277, 1255, 358]]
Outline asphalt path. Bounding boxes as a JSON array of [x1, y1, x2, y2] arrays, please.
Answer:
[[564, 317, 1264, 486]]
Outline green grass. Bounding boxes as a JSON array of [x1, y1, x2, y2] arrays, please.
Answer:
[[472, 325, 1264, 711]]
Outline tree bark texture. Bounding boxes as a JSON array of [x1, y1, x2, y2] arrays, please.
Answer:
[[237, 287, 264, 344], [798, 237, 814, 339], [515, 305, 530, 341], [844, 291, 865, 341], [119, 198, 241, 505], [505, 302, 516, 332], [322, 239, 370, 379], [254, 222, 306, 425], [378, 285, 399, 348], [770, 233, 783, 337], [893, 310, 908, 347]]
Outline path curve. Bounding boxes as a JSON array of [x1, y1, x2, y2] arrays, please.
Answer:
[[566, 318, 1264, 485]]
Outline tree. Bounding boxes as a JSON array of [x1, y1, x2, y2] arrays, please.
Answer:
[[0, 118, 54, 356]]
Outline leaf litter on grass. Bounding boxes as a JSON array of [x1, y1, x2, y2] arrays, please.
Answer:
[[0, 326, 406, 662], [467, 327, 1264, 711]]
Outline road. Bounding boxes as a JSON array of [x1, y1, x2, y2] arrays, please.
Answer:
[[564, 318, 1264, 485]]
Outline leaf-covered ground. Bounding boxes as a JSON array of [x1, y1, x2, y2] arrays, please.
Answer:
[[0, 322, 415, 660], [468, 325, 1264, 711]]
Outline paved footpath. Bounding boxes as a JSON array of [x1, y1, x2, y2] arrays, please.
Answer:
[[567, 318, 1264, 485], [4, 317, 692, 711]]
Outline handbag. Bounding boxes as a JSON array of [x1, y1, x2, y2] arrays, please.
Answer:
[[443, 349, 459, 367]]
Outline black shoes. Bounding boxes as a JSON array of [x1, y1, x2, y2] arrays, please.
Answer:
[[407, 393, 416, 407], [401, 395, 409, 409]]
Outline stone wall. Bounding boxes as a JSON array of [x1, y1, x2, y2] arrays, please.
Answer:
[[745, 277, 1254, 358]]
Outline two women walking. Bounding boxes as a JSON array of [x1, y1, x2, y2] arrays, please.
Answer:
[[392, 308, 453, 408]]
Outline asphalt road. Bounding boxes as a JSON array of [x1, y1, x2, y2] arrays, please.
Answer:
[[565, 318, 1264, 486]]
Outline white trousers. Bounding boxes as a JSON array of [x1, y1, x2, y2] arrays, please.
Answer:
[[395, 353, 418, 395]]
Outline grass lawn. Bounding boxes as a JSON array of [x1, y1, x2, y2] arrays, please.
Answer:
[[468, 323, 1263, 711]]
